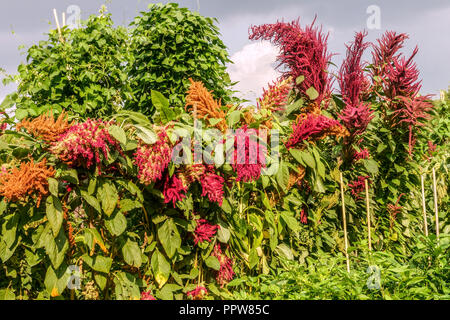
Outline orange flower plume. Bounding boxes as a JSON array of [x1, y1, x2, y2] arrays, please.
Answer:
[[16, 111, 72, 143], [185, 78, 228, 132], [0, 158, 55, 207]]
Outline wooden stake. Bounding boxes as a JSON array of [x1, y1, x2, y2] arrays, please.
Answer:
[[364, 179, 372, 251], [62, 12, 66, 27], [53, 9, 64, 42], [421, 174, 429, 236], [432, 168, 439, 238], [339, 172, 350, 273]]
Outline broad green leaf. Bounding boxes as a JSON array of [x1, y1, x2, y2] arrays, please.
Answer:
[[82, 254, 113, 273], [46, 196, 63, 237], [108, 125, 127, 145], [306, 87, 319, 100], [151, 90, 175, 124], [280, 211, 300, 232], [158, 219, 181, 259], [105, 211, 127, 236], [204, 256, 220, 271], [151, 250, 171, 288], [122, 239, 142, 268], [276, 161, 290, 190], [134, 125, 158, 145], [48, 178, 59, 196], [227, 110, 241, 128], [97, 180, 118, 217], [81, 190, 101, 214]]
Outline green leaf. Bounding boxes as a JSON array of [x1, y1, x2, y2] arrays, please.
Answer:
[[14, 108, 28, 120], [81, 190, 101, 214], [114, 272, 142, 300], [108, 125, 127, 145], [276, 161, 290, 190], [204, 256, 220, 271], [276, 243, 294, 260], [82, 254, 113, 273], [134, 125, 158, 145], [48, 178, 59, 196], [227, 110, 241, 128], [97, 180, 118, 217], [152, 90, 175, 124], [151, 249, 171, 288], [46, 196, 63, 237], [301, 151, 315, 169], [44, 264, 70, 297], [364, 159, 379, 174], [280, 212, 300, 232], [217, 223, 230, 243], [122, 239, 142, 268], [296, 75, 305, 85], [248, 248, 259, 270], [305, 87, 319, 100], [157, 218, 181, 259], [289, 149, 305, 166], [105, 211, 127, 236], [46, 227, 69, 269]]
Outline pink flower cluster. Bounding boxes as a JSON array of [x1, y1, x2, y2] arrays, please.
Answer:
[[140, 291, 156, 300], [232, 126, 267, 182], [212, 243, 235, 287], [257, 77, 293, 111], [193, 219, 219, 245], [134, 127, 172, 185], [50, 119, 121, 173], [285, 113, 342, 149], [201, 171, 225, 206], [339, 102, 374, 137], [163, 174, 187, 208], [186, 286, 208, 300], [348, 176, 370, 199], [249, 18, 333, 107], [300, 208, 308, 225], [353, 148, 370, 162]]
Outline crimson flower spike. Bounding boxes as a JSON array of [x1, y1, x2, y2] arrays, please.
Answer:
[[338, 31, 371, 107], [249, 17, 333, 108]]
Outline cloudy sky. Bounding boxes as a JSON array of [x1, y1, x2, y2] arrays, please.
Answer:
[[1, 0, 449, 105]]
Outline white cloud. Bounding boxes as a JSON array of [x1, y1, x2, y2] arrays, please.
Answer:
[[227, 42, 280, 106]]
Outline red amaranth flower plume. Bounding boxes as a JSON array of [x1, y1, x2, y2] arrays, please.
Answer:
[[285, 113, 345, 149], [232, 126, 267, 183], [338, 31, 374, 138], [339, 102, 374, 137], [372, 31, 408, 78], [141, 291, 156, 300], [50, 119, 121, 174], [339, 31, 371, 107], [353, 148, 370, 162], [249, 18, 333, 107], [300, 207, 308, 224], [186, 286, 208, 300], [348, 175, 370, 199], [211, 243, 235, 287], [194, 219, 219, 245], [257, 77, 293, 111], [163, 174, 187, 208], [371, 31, 421, 99], [393, 95, 433, 156], [201, 171, 225, 205], [134, 126, 172, 185]]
